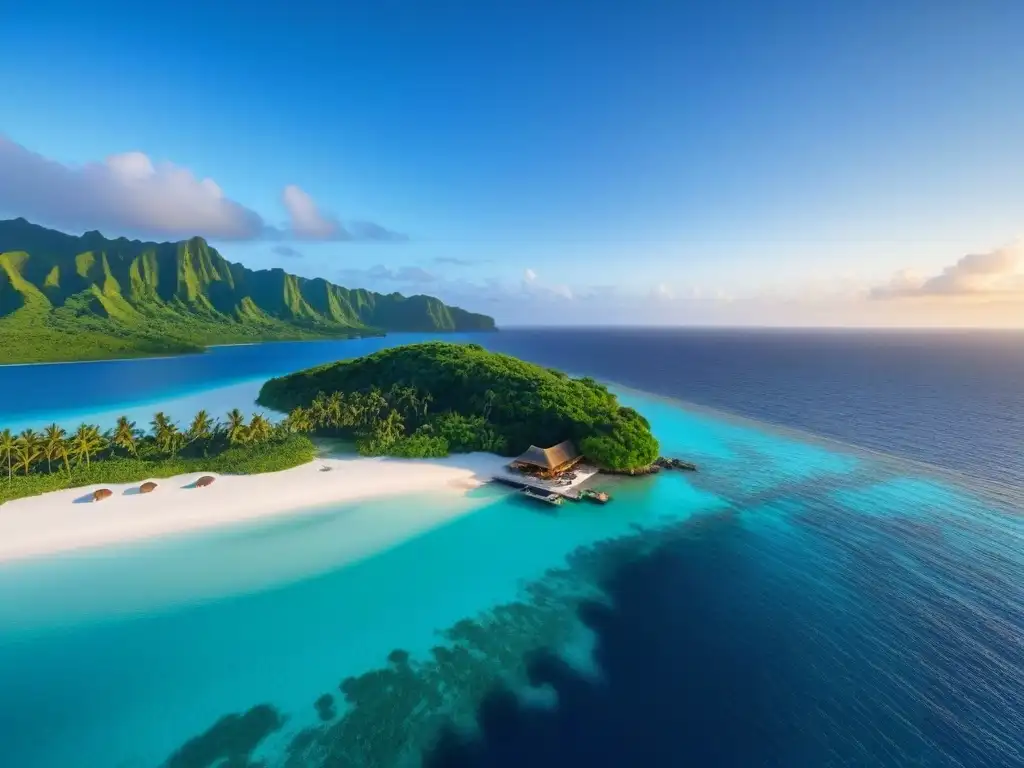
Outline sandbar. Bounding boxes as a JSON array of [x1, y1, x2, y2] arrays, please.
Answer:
[[0, 453, 516, 563]]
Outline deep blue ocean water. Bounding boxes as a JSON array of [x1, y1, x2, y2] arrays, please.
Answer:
[[0, 328, 1021, 767]]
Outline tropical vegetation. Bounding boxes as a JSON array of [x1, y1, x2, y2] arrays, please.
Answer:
[[0, 218, 496, 364], [258, 342, 660, 471], [0, 410, 315, 504]]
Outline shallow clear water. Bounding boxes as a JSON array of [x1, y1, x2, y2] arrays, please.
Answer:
[[0, 333, 477, 433], [0, 331, 1021, 767]]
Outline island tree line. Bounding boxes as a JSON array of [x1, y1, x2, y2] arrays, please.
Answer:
[[0, 410, 316, 504], [0, 410, 290, 479]]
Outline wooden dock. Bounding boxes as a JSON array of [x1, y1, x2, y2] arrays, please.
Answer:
[[490, 475, 615, 507]]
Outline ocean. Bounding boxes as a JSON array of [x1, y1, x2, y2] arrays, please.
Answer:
[[0, 328, 1021, 767]]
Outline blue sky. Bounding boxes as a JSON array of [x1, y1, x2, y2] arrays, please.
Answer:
[[2, 1, 1023, 326]]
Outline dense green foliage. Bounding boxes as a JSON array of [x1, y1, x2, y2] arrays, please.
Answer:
[[0, 218, 496, 364], [258, 342, 660, 471], [0, 409, 316, 504]]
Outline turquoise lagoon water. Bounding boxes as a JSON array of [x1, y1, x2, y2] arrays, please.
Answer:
[[0, 335, 1022, 767], [0, 394, 732, 767], [0, 334, 474, 434]]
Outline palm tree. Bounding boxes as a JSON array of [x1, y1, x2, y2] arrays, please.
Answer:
[[14, 429, 42, 476], [380, 409, 405, 445], [325, 392, 344, 427], [170, 427, 186, 457], [248, 413, 272, 443], [285, 406, 314, 434], [0, 429, 16, 483], [395, 386, 420, 423], [363, 388, 388, 427], [187, 410, 214, 444], [309, 393, 328, 428], [42, 423, 68, 474], [420, 392, 433, 423], [112, 416, 140, 457], [341, 394, 363, 429], [225, 408, 248, 444], [150, 412, 179, 455], [69, 424, 105, 468], [159, 421, 183, 456], [150, 411, 172, 449]]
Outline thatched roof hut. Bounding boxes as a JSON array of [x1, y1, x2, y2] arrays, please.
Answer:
[[92, 488, 113, 502], [195, 475, 216, 488], [139, 481, 158, 494], [510, 440, 582, 477]]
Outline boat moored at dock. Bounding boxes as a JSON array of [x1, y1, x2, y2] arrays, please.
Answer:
[[519, 487, 564, 506]]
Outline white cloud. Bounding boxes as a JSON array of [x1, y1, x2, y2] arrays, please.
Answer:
[[518, 268, 572, 300], [0, 136, 265, 239], [0, 135, 403, 242], [873, 242, 1024, 300], [338, 264, 437, 286], [652, 282, 675, 301], [282, 184, 341, 240]]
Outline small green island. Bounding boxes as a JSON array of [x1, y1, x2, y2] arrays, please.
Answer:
[[258, 341, 660, 472]]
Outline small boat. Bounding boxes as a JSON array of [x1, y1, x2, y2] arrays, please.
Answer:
[[520, 487, 563, 506], [581, 488, 611, 504]]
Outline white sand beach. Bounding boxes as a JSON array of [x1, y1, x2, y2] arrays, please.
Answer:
[[0, 453, 522, 564]]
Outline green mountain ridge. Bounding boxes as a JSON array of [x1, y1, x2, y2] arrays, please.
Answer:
[[0, 218, 495, 364]]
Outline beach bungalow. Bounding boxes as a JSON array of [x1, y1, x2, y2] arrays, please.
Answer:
[[510, 440, 583, 479]]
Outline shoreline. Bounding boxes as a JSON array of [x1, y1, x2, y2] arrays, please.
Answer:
[[0, 329, 490, 368], [0, 453, 515, 564]]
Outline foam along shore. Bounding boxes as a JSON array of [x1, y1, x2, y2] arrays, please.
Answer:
[[0, 453, 518, 564]]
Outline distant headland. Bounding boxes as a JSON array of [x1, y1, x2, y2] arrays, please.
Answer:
[[0, 218, 495, 365]]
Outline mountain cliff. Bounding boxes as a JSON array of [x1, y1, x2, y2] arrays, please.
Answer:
[[0, 219, 495, 363]]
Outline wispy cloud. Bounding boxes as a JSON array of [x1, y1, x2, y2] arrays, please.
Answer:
[[0, 135, 403, 243], [345, 220, 408, 242], [432, 256, 483, 266], [271, 244, 304, 258], [872, 242, 1024, 300], [281, 185, 340, 240], [651, 282, 675, 301], [520, 268, 572, 300], [339, 264, 437, 286]]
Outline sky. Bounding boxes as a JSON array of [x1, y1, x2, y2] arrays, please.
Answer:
[[1, 0, 1022, 327]]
